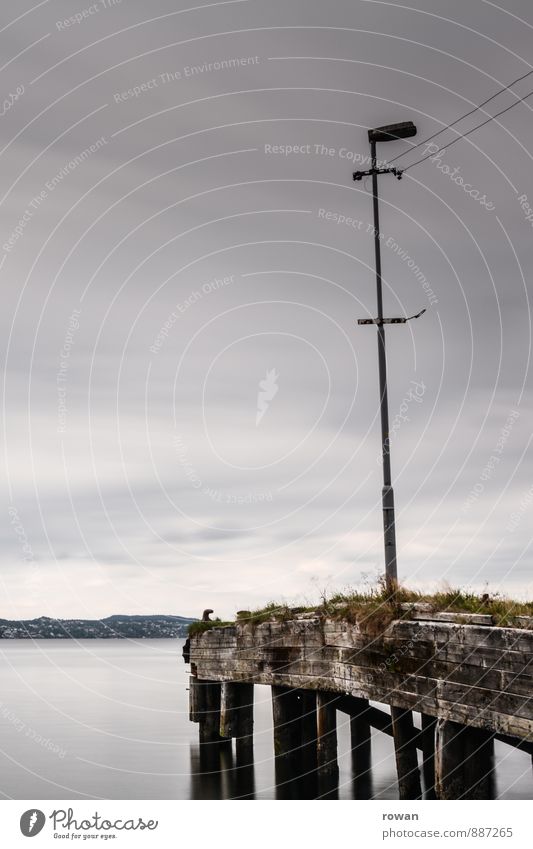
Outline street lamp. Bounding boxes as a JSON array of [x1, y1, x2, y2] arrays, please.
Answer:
[[368, 121, 417, 143], [353, 120, 422, 596]]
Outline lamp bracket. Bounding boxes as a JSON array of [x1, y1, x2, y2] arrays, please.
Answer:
[[353, 167, 404, 181]]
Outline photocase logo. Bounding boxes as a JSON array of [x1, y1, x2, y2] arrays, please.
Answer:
[[256, 368, 279, 425], [20, 809, 46, 837]]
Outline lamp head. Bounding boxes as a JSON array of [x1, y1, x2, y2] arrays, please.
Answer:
[[368, 121, 417, 143]]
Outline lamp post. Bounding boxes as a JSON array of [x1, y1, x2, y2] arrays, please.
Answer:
[[353, 121, 419, 596], [353, 122, 425, 800]]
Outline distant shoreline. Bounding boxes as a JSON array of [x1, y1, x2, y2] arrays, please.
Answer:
[[0, 614, 196, 639]]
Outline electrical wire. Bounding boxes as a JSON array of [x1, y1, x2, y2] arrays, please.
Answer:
[[402, 85, 533, 172], [386, 67, 533, 167]]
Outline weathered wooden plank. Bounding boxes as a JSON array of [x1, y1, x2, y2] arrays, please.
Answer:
[[407, 611, 495, 626], [323, 644, 533, 696], [194, 623, 533, 673], [197, 654, 533, 725], [195, 641, 533, 680], [202, 662, 533, 741]]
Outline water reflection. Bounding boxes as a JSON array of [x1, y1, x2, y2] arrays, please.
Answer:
[[190, 739, 256, 800], [189, 733, 372, 800], [190, 736, 330, 800], [189, 710, 500, 801]]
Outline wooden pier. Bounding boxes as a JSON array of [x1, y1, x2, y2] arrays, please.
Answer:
[[183, 611, 533, 799]]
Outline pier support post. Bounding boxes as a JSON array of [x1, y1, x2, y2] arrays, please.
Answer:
[[349, 697, 372, 798], [316, 691, 339, 798], [271, 686, 323, 798], [299, 690, 318, 779], [219, 681, 255, 798], [421, 714, 437, 799], [272, 685, 306, 798], [189, 675, 200, 723], [190, 677, 230, 746], [390, 706, 422, 800], [435, 719, 496, 799], [220, 682, 254, 763]]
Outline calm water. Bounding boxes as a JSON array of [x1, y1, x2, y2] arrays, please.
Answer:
[[0, 639, 531, 800]]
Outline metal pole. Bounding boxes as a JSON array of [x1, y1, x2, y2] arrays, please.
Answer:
[[370, 140, 398, 593]]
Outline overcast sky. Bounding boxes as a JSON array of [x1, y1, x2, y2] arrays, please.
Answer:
[[1, 0, 533, 619]]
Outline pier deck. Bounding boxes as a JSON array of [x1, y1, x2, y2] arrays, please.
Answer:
[[184, 613, 533, 799]]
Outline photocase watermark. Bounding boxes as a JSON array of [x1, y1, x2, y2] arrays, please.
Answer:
[[422, 143, 495, 211], [3, 137, 108, 254], [20, 810, 46, 837], [172, 433, 202, 490], [52, 808, 158, 834], [56, 0, 121, 30], [20, 807, 159, 837], [318, 208, 438, 306], [57, 308, 82, 434], [463, 409, 519, 511], [113, 56, 260, 103], [172, 433, 273, 504], [0, 83, 24, 117], [264, 142, 390, 167], [256, 368, 279, 425], [506, 481, 533, 533], [376, 379, 426, 464], [8, 506, 35, 562], [378, 633, 421, 673], [203, 487, 273, 504], [381, 234, 438, 306], [0, 701, 66, 759], [517, 193, 533, 229], [150, 274, 235, 354], [318, 207, 366, 231], [45, 136, 108, 192]]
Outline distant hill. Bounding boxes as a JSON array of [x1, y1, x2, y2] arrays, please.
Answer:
[[0, 614, 196, 639]]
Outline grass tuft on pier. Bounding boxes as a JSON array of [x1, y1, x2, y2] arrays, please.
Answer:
[[426, 589, 533, 625], [327, 583, 533, 629], [187, 618, 234, 637], [187, 581, 533, 637], [229, 582, 533, 633]]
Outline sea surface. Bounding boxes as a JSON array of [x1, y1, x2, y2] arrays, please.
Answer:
[[0, 638, 530, 800]]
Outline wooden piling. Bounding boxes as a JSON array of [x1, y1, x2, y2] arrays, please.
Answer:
[[421, 713, 437, 799], [467, 728, 496, 799], [192, 678, 230, 745], [189, 675, 201, 723], [220, 681, 254, 763], [435, 718, 496, 800], [349, 697, 372, 798], [271, 685, 306, 798], [299, 689, 318, 778], [316, 691, 339, 798], [220, 682, 238, 738], [271, 685, 301, 764], [390, 706, 422, 800]]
